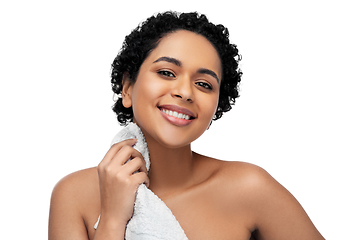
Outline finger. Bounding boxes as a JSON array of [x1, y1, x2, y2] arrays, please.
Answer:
[[122, 157, 148, 175], [100, 138, 137, 166], [111, 145, 143, 166], [106, 138, 137, 159], [131, 171, 150, 188]]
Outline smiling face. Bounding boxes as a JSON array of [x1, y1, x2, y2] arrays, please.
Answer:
[[122, 30, 222, 148]]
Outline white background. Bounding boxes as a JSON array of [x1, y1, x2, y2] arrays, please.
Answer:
[[1, 0, 359, 239]]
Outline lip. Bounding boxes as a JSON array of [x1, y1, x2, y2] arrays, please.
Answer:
[[158, 104, 196, 126]]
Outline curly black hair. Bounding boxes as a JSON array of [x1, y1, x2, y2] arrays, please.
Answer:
[[111, 11, 242, 125]]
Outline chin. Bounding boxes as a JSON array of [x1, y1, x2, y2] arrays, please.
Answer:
[[154, 131, 196, 149], [134, 115, 208, 149], [159, 137, 193, 149], [144, 125, 203, 149]]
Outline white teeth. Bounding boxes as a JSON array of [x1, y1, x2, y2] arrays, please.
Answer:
[[161, 109, 191, 120]]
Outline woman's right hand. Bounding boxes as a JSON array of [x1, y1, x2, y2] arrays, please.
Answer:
[[96, 138, 149, 232]]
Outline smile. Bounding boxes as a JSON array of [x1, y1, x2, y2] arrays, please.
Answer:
[[161, 108, 191, 120], [158, 105, 196, 126]]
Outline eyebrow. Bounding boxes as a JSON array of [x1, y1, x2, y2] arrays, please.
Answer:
[[153, 56, 220, 83], [197, 68, 219, 83], [153, 56, 181, 67]]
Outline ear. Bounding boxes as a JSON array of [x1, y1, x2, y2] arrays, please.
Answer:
[[122, 73, 133, 108]]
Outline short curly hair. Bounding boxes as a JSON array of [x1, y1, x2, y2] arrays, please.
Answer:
[[111, 11, 242, 125]]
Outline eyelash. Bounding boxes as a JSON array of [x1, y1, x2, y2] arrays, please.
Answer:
[[157, 70, 213, 90], [195, 81, 213, 90], [157, 70, 175, 78]]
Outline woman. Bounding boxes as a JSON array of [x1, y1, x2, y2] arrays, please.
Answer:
[[49, 11, 324, 240]]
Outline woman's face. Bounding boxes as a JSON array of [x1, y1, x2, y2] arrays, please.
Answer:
[[123, 30, 222, 148]]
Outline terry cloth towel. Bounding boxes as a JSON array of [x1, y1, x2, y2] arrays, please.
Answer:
[[94, 123, 188, 240]]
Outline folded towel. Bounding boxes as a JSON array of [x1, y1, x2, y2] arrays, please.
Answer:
[[94, 123, 188, 239]]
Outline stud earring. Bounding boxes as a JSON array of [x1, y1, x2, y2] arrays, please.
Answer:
[[113, 93, 120, 102]]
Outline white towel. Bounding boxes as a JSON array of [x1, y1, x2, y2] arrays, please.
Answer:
[[94, 123, 188, 239]]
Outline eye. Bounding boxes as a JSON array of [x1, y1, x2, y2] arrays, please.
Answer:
[[196, 81, 213, 90], [157, 70, 175, 78]]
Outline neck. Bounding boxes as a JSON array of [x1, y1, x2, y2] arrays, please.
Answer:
[[144, 134, 196, 197]]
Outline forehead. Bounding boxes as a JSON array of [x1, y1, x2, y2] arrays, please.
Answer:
[[144, 30, 222, 77]]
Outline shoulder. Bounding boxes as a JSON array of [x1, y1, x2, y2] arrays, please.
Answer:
[[195, 154, 277, 203], [217, 161, 293, 209], [222, 161, 282, 194], [49, 167, 100, 240], [209, 159, 295, 209], [50, 167, 99, 215], [52, 167, 99, 197], [206, 159, 324, 239], [201, 156, 274, 192]]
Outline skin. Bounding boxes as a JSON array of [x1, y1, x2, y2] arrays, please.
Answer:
[[49, 30, 325, 240]]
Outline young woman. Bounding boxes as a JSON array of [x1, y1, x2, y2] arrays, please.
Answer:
[[49, 12, 324, 240]]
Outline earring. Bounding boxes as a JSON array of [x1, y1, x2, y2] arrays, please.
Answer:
[[113, 93, 120, 102]]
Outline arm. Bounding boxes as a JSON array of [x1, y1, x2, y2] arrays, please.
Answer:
[[49, 139, 149, 240], [48, 163, 129, 240], [248, 166, 325, 240], [48, 173, 90, 240]]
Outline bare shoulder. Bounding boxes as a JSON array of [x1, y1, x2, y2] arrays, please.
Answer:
[[49, 167, 100, 240], [195, 154, 278, 205], [196, 154, 273, 192], [216, 160, 283, 196], [214, 159, 269, 181], [54, 167, 99, 187], [50, 167, 100, 220], [196, 155, 324, 240], [51, 167, 99, 203], [212, 160, 295, 212]]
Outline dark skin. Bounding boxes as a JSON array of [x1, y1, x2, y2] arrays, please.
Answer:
[[49, 31, 324, 240]]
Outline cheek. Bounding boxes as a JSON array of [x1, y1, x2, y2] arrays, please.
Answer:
[[194, 94, 219, 132], [131, 77, 164, 117], [202, 94, 219, 118]]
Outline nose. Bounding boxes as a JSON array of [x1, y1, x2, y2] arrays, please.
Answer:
[[171, 77, 194, 102]]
